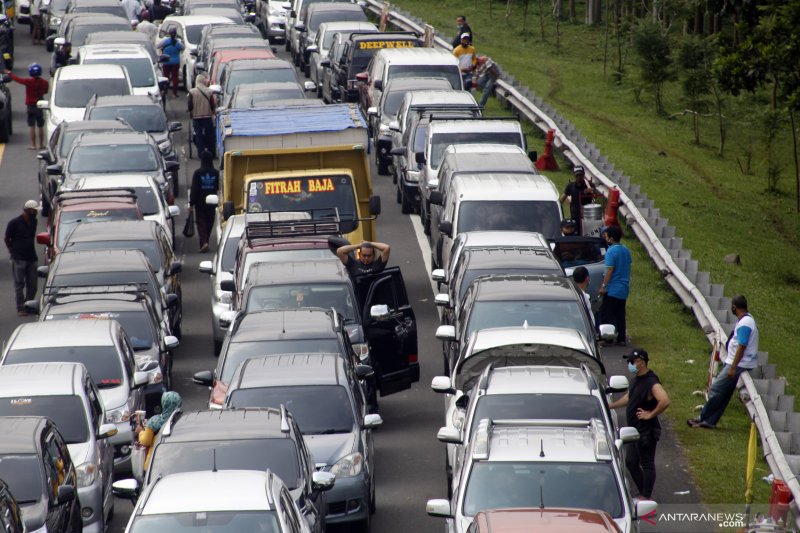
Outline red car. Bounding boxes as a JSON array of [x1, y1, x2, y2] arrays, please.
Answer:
[[471, 508, 622, 533]]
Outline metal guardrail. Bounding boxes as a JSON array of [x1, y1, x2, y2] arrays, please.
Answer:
[[362, 0, 800, 522]]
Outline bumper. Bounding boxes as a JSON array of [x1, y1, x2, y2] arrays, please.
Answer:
[[110, 423, 134, 474], [401, 175, 421, 204], [266, 19, 285, 38], [78, 480, 104, 532], [324, 473, 369, 525], [211, 297, 230, 342]]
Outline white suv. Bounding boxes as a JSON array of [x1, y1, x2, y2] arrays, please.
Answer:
[[427, 418, 653, 533], [77, 44, 164, 98]]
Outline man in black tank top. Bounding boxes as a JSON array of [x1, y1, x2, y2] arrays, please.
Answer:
[[608, 348, 671, 500]]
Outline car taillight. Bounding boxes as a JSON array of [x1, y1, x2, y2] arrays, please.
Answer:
[[408, 353, 418, 364]]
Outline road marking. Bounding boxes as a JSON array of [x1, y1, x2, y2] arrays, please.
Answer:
[[409, 213, 437, 297]]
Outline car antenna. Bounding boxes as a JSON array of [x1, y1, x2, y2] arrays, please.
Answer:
[[539, 478, 544, 510], [212, 448, 217, 472], [282, 311, 286, 334], [539, 439, 545, 458]]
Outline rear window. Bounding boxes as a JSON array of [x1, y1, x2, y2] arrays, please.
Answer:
[[5, 346, 124, 389], [388, 64, 461, 91], [431, 131, 523, 170], [0, 455, 43, 504], [68, 144, 159, 173], [64, 239, 163, 272], [70, 23, 130, 46], [56, 207, 141, 249], [0, 395, 89, 444], [221, 338, 340, 382], [55, 78, 131, 108], [308, 9, 366, 32], [457, 200, 561, 239]]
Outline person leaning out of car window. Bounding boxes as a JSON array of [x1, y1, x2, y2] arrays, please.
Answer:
[[135, 391, 182, 469]]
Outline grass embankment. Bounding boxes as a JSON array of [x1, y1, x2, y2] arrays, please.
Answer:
[[391, 2, 792, 505]]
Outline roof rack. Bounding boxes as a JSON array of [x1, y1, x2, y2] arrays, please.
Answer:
[[244, 209, 341, 242], [55, 188, 138, 203], [279, 404, 290, 433], [350, 30, 420, 39], [42, 284, 150, 303], [161, 408, 183, 437]]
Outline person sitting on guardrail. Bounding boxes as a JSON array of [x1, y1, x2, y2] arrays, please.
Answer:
[[688, 295, 759, 430], [336, 241, 391, 277], [598, 225, 630, 345], [453, 33, 476, 90]]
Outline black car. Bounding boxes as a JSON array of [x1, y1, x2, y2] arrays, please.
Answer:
[[52, 131, 179, 202], [321, 31, 421, 104], [234, 257, 419, 396], [0, 417, 82, 533], [83, 95, 182, 195], [296, 3, 367, 76], [0, 72, 12, 143], [37, 119, 134, 215], [194, 307, 377, 410], [143, 408, 332, 533], [38, 249, 182, 338]]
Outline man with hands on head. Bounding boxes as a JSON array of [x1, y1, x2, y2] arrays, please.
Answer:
[[336, 240, 391, 277]]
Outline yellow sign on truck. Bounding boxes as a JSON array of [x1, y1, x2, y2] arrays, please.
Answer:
[[214, 104, 379, 243]]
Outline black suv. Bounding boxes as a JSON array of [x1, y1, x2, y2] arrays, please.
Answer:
[[144, 407, 333, 533], [233, 257, 419, 396], [322, 31, 421, 104], [0, 417, 82, 533], [83, 95, 182, 195], [194, 307, 378, 410]]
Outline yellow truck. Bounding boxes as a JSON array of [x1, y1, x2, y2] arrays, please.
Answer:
[[211, 103, 380, 243]]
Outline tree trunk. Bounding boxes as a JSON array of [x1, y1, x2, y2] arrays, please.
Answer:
[[693, 3, 703, 35], [538, 0, 545, 39], [712, 83, 726, 157], [790, 109, 800, 212], [602, 0, 610, 77], [586, 0, 601, 25], [568, 0, 575, 22], [552, 0, 562, 19]]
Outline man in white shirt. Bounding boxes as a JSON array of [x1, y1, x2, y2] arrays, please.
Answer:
[[688, 294, 758, 429], [121, 0, 142, 22]]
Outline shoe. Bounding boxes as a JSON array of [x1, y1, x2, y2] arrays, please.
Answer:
[[199, 244, 209, 253], [697, 421, 716, 429], [687, 418, 701, 427]]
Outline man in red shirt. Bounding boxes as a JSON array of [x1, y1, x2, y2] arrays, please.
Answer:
[[4, 63, 49, 149]]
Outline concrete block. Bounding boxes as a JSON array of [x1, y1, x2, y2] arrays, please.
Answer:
[[770, 379, 786, 396], [778, 394, 794, 412], [660, 225, 676, 239], [757, 351, 769, 366], [787, 412, 800, 434], [695, 271, 710, 286], [685, 259, 698, 278], [765, 394, 779, 411], [776, 431, 791, 452], [697, 283, 710, 297], [770, 410, 788, 431], [710, 284, 725, 297]]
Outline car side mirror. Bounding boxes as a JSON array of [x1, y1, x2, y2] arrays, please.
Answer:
[[437, 426, 462, 444], [634, 499, 658, 520], [303, 80, 316, 91], [320, 58, 330, 68], [54, 37, 66, 47], [306, 44, 317, 53], [193, 370, 214, 386], [46, 163, 63, 175], [168, 205, 180, 218], [435, 325, 456, 341], [390, 146, 405, 156], [209, 84, 222, 95], [132, 371, 149, 388], [169, 261, 183, 275], [36, 232, 51, 245], [164, 335, 180, 349], [619, 426, 640, 444], [373, 79, 382, 90], [198, 260, 214, 274], [438, 220, 452, 238], [355, 364, 374, 379], [431, 376, 454, 394], [431, 269, 446, 283], [190, 49, 199, 57], [434, 293, 450, 308], [138, 360, 159, 372], [606, 375, 629, 393], [367, 106, 377, 116], [166, 293, 179, 308], [414, 152, 425, 164], [23, 300, 40, 315], [363, 413, 382, 429], [97, 423, 118, 439], [219, 279, 235, 292], [37, 265, 49, 278], [370, 304, 389, 321], [56, 485, 75, 505], [599, 323, 617, 342], [369, 195, 381, 215], [311, 471, 335, 492], [111, 479, 139, 502], [355, 72, 368, 83], [204, 194, 220, 207], [168, 121, 182, 133], [289, 9, 296, 17], [426, 499, 452, 518], [429, 191, 443, 205]]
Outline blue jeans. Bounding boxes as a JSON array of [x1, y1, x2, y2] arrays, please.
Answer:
[[479, 77, 496, 107], [700, 364, 748, 426]]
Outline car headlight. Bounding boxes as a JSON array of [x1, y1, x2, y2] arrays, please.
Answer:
[[29, 525, 48, 533], [352, 342, 369, 363], [215, 289, 232, 305], [76, 462, 98, 488], [158, 140, 171, 153], [451, 406, 464, 430], [329, 452, 363, 477], [107, 406, 131, 424], [51, 16, 61, 25]]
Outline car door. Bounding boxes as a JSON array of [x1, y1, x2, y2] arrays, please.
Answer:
[[279, 488, 308, 533], [294, 430, 323, 532], [85, 378, 112, 503], [355, 267, 418, 396]]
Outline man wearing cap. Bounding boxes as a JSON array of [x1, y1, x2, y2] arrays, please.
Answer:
[[452, 33, 477, 90], [689, 294, 758, 429], [4, 201, 40, 316], [609, 348, 670, 500], [559, 166, 598, 235]]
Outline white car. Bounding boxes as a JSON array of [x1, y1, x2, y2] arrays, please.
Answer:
[[14, 0, 30, 24], [114, 469, 314, 532], [158, 15, 234, 89], [71, 174, 179, 246], [77, 44, 165, 98], [38, 64, 133, 141]]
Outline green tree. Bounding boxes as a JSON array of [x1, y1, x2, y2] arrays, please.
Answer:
[[632, 20, 675, 114], [678, 36, 713, 144]]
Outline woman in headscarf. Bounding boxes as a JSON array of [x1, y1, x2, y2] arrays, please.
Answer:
[[136, 391, 182, 469]]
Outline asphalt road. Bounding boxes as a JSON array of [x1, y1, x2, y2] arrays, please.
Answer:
[[0, 31, 700, 532]]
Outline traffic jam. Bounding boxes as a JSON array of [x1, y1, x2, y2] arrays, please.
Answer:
[[0, 0, 653, 531]]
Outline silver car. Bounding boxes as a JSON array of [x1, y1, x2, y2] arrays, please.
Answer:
[[1, 320, 149, 474], [0, 363, 119, 533]]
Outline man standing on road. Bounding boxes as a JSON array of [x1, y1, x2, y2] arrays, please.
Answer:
[[137, 10, 158, 41], [599, 225, 630, 345], [150, 0, 174, 22], [451, 15, 472, 48], [336, 241, 390, 277], [573, 266, 594, 327], [189, 150, 219, 253], [5, 201, 39, 316], [689, 295, 758, 429], [609, 348, 670, 500], [4, 63, 48, 150], [559, 165, 597, 235], [188, 74, 215, 156]]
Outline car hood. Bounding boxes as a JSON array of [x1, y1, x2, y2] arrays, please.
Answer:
[[67, 441, 92, 466], [20, 499, 48, 530], [51, 106, 87, 124], [99, 384, 129, 412], [150, 131, 169, 145], [304, 431, 357, 467]]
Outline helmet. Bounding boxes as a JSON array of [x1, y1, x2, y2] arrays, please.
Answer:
[[28, 63, 42, 77], [140, 9, 150, 20]]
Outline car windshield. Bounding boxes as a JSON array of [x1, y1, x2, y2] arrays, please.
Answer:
[[552, 239, 606, 267], [130, 186, 161, 216], [46, 311, 157, 350], [50, 0, 70, 15], [60, 128, 129, 158], [149, 439, 300, 489], [74, 5, 126, 17], [54, 78, 131, 108], [457, 201, 561, 239], [56, 207, 141, 249], [458, 268, 562, 304], [64, 240, 163, 272], [431, 132, 522, 170], [232, 88, 305, 108], [220, 339, 340, 382], [130, 512, 280, 532], [228, 385, 354, 434], [381, 90, 407, 118], [0, 455, 43, 504], [185, 23, 209, 44], [388, 64, 461, 90], [308, 10, 365, 32], [241, 249, 332, 282], [245, 283, 356, 322], [227, 68, 298, 92], [247, 175, 358, 233], [472, 395, 603, 435], [465, 300, 590, 339], [68, 145, 159, 173], [88, 105, 165, 132], [71, 23, 129, 46], [0, 395, 89, 444], [463, 462, 622, 518], [5, 346, 124, 388], [84, 58, 154, 88]]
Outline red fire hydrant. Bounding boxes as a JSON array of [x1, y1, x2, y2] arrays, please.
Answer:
[[535, 129, 558, 171]]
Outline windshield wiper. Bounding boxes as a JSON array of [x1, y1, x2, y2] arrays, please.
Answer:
[[314, 428, 349, 435]]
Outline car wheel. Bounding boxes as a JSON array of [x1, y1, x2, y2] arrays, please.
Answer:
[[0, 113, 9, 143], [303, 64, 310, 78], [353, 514, 370, 533], [45, 39, 53, 52]]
